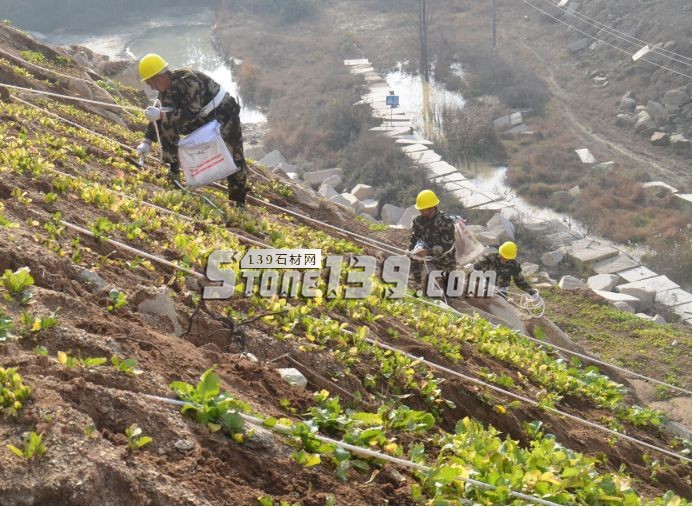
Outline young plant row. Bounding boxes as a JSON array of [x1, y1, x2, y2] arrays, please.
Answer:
[[169, 368, 684, 506]]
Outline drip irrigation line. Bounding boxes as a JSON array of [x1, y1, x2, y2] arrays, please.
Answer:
[[538, 0, 692, 65], [0, 81, 142, 111], [139, 393, 559, 506], [518, 0, 691, 78]]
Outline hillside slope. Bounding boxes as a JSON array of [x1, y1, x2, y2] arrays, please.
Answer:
[[0, 24, 690, 505]]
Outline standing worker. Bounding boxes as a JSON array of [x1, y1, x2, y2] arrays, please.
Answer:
[[135, 53, 249, 207], [408, 190, 457, 277], [465, 241, 539, 300]]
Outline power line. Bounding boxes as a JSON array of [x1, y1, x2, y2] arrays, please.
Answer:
[[542, 0, 692, 65], [518, 0, 691, 79]]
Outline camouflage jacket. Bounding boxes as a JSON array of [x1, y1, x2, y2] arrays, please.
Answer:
[[144, 69, 242, 144], [472, 252, 535, 293], [408, 210, 457, 272]]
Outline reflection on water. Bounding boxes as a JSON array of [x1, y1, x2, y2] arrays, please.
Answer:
[[127, 25, 265, 124]]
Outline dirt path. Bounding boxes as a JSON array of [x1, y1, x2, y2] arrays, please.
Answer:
[[516, 40, 691, 190]]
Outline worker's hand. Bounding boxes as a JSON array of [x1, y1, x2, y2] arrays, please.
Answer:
[[463, 263, 474, 271], [411, 248, 428, 259], [431, 245, 444, 256], [136, 141, 151, 156], [145, 106, 162, 122], [529, 291, 541, 302]]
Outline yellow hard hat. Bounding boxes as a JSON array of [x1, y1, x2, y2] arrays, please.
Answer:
[[139, 53, 168, 81], [499, 241, 517, 260], [415, 189, 440, 210]]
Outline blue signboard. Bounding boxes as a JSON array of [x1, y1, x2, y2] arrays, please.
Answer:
[[386, 95, 399, 107]]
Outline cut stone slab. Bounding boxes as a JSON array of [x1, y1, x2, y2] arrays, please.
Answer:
[[475, 229, 504, 246], [397, 206, 419, 229], [135, 286, 182, 337], [351, 184, 375, 200], [329, 192, 360, 210], [654, 288, 692, 308], [642, 181, 677, 194], [276, 368, 308, 390], [559, 275, 586, 290], [322, 174, 343, 191], [501, 123, 529, 138], [617, 266, 658, 283], [486, 214, 515, 241], [318, 183, 338, 199], [385, 127, 414, 137], [303, 168, 344, 188], [493, 115, 511, 130], [290, 185, 320, 210], [401, 143, 429, 153], [650, 131, 670, 146], [593, 289, 640, 306], [357, 198, 379, 218], [674, 194, 693, 203], [510, 111, 523, 126], [258, 150, 288, 168], [78, 269, 109, 293], [451, 188, 499, 208], [381, 204, 405, 225], [344, 58, 370, 66], [575, 148, 596, 164], [425, 161, 459, 178], [618, 287, 655, 312], [587, 274, 620, 292], [665, 301, 693, 322], [616, 275, 679, 294], [662, 89, 690, 107], [670, 134, 691, 152], [595, 161, 615, 170], [541, 250, 564, 267], [521, 262, 539, 276], [613, 301, 635, 313], [407, 150, 442, 164], [395, 136, 434, 146], [565, 239, 618, 265], [590, 254, 639, 274]]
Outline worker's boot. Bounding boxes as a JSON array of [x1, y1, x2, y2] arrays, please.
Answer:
[[228, 187, 247, 208], [167, 163, 180, 185]]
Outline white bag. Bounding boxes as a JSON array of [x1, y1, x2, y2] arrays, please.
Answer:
[[453, 218, 485, 266], [177, 120, 238, 189]]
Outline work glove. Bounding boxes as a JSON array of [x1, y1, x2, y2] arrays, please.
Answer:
[[411, 248, 427, 259], [431, 245, 444, 256], [464, 263, 474, 271], [145, 106, 162, 122], [529, 291, 541, 302], [136, 141, 151, 156]]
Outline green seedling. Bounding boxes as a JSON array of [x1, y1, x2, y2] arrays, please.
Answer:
[[125, 424, 152, 451], [0, 367, 31, 415], [0, 310, 14, 341], [107, 289, 128, 312], [57, 351, 107, 370], [1, 267, 34, 305], [111, 356, 143, 375], [7, 431, 45, 460]]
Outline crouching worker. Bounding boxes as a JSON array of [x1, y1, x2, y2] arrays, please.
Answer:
[[407, 190, 457, 287], [135, 53, 249, 207], [465, 241, 539, 300]]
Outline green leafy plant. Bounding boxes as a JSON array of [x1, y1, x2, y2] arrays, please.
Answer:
[[0, 309, 14, 341], [111, 356, 143, 375], [107, 289, 128, 312], [57, 351, 107, 370], [89, 217, 115, 241], [124, 424, 152, 451], [0, 367, 31, 415], [1, 267, 34, 305], [7, 431, 45, 460], [20, 50, 46, 64]]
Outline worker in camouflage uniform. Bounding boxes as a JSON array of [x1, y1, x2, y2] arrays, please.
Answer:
[[135, 53, 249, 207], [408, 190, 458, 278], [465, 241, 539, 300]]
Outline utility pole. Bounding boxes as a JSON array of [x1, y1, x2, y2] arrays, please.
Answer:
[[419, 0, 432, 139], [492, 0, 497, 50]]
